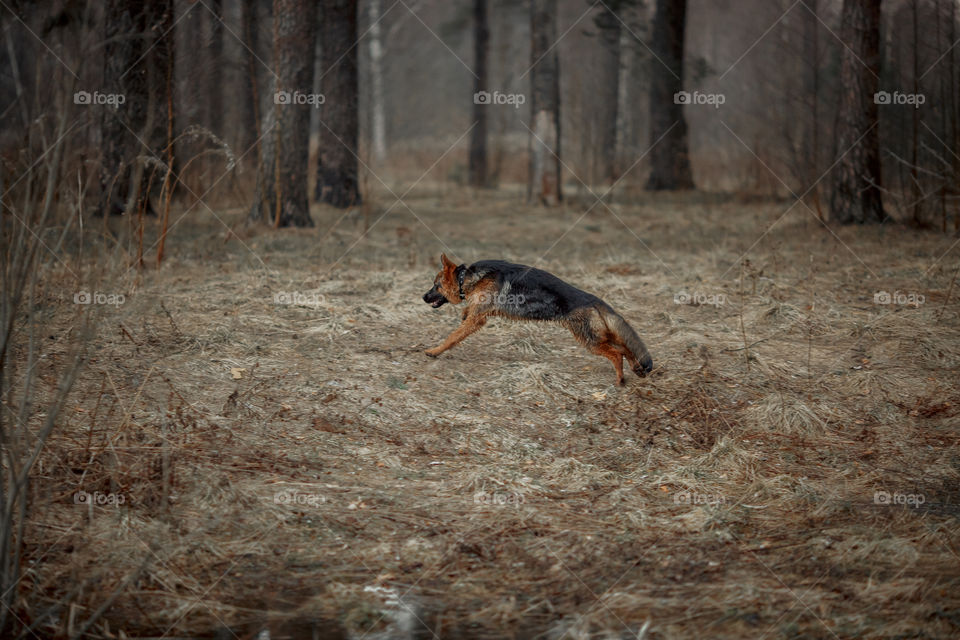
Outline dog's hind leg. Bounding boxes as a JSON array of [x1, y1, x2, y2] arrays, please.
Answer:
[[564, 309, 626, 385]]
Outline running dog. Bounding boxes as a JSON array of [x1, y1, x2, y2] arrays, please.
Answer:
[[422, 254, 653, 384]]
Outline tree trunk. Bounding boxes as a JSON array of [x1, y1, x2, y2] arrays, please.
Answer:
[[951, 0, 958, 161], [528, 0, 561, 206], [368, 0, 387, 166], [249, 75, 278, 222], [830, 0, 884, 224], [645, 0, 694, 191], [595, 2, 621, 185], [99, 0, 149, 216], [468, 0, 489, 187], [910, 0, 920, 224], [207, 0, 224, 138], [273, 0, 317, 226], [148, 0, 175, 164], [152, 0, 176, 265], [315, 0, 361, 208], [239, 0, 261, 158], [801, 0, 822, 218], [616, 21, 632, 171]]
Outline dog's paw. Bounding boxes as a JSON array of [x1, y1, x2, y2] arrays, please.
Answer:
[[424, 348, 441, 358]]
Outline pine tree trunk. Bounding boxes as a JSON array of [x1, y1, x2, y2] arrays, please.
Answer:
[[368, 0, 387, 166], [830, 0, 884, 224], [596, 3, 621, 185], [249, 0, 275, 223], [801, 0, 821, 217], [468, 0, 489, 188], [152, 0, 176, 264], [315, 0, 361, 208], [615, 25, 631, 171], [239, 0, 261, 159], [249, 75, 278, 222], [910, 0, 920, 224], [951, 0, 958, 162], [273, 0, 317, 226], [207, 0, 224, 139], [99, 0, 148, 216], [148, 0, 175, 161], [645, 0, 694, 191], [528, 0, 561, 206]]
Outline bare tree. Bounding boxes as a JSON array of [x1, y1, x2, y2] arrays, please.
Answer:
[[801, 0, 822, 217], [910, 0, 922, 224], [593, 0, 630, 184], [468, 0, 489, 187], [151, 0, 177, 267], [207, 0, 224, 138], [368, 0, 387, 166], [273, 0, 317, 226], [239, 0, 262, 158], [830, 0, 883, 223], [528, 0, 562, 205], [315, 0, 361, 208], [249, 1, 277, 223], [0, 197, 88, 639], [0, 66, 87, 640], [99, 0, 149, 216], [645, 0, 694, 191], [249, 78, 278, 222], [951, 0, 958, 157]]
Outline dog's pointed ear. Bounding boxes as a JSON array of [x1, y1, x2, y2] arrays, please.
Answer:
[[440, 253, 456, 270]]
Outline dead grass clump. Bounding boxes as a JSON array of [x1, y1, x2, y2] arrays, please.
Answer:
[[744, 392, 829, 436], [656, 436, 760, 490], [490, 361, 572, 397], [755, 300, 835, 338], [540, 457, 617, 490], [830, 530, 920, 566], [757, 300, 805, 326], [905, 332, 960, 370]]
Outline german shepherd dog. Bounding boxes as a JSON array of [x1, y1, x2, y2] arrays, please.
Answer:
[[422, 254, 653, 384]]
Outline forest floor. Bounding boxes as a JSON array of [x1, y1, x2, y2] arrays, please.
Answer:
[[19, 186, 960, 639]]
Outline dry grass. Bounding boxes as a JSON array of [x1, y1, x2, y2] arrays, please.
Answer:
[[15, 187, 960, 639]]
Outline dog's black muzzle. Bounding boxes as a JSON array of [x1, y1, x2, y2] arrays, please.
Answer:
[[423, 288, 448, 308]]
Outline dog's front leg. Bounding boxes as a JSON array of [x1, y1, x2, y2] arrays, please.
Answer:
[[425, 313, 487, 357]]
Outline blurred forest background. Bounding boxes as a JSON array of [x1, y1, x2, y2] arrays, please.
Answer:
[[1, 0, 957, 231]]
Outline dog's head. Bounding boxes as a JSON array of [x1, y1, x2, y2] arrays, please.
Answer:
[[423, 253, 462, 308]]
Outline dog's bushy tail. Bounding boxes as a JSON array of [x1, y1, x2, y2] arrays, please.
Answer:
[[604, 308, 653, 376]]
